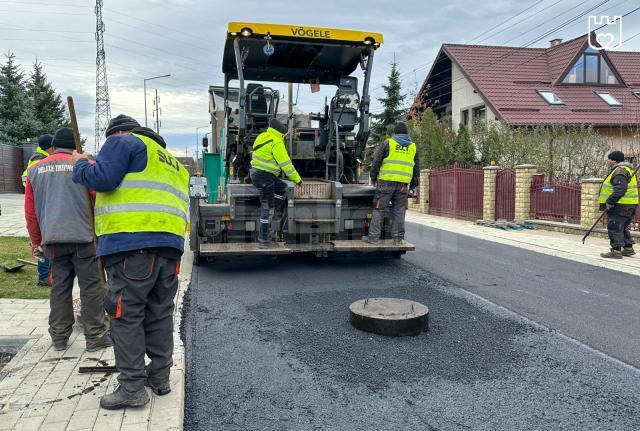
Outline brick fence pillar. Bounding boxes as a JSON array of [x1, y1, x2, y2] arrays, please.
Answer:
[[580, 178, 603, 228], [408, 169, 430, 213], [514, 164, 537, 221], [482, 166, 500, 220]]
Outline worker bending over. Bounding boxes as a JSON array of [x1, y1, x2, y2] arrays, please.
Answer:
[[22, 134, 54, 286], [24, 128, 111, 352], [599, 151, 638, 259], [365, 122, 420, 245], [72, 115, 189, 409], [250, 118, 302, 248]]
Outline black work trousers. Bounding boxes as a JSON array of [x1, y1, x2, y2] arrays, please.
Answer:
[[368, 180, 409, 240], [607, 206, 636, 249], [250, 168, 287, 242], [104, 251, 180, 391], [45, 242, 108, 345]]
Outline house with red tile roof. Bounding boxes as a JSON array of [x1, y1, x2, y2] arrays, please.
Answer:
[[412, 33, 640, 155]]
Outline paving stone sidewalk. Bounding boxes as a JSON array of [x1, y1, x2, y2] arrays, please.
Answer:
[[0, 249, 193, 431], [407, 211, 640, 277], [0, 194, 28, 237]]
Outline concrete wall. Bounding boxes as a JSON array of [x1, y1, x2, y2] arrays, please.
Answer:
[[451, 63, 497, 132]]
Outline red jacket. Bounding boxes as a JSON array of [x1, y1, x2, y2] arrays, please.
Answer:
[[25, 152, 96, 248]]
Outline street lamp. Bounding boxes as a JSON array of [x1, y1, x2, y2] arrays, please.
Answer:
[[144, 74, 171, 127]]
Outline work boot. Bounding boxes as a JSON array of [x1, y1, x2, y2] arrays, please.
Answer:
[[52, 339, 67, 351], [600, 249, 623, 259], [86, 333, 113, 352], [37, 279, 49, 287], [622, 246, 636, 257], [145, 377, 171, 396], [392, 238, 403, 246], [100, 386, 150, 410], [361, 235, 380, 245]]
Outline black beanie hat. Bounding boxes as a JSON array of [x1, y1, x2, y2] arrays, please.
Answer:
[[608, 151, 625, 162], [269, 118, 288, 134], [37, 134, 54, 151], [394, 122, 408, 134], [51, 127, 76, 149], [105, 114, 140, 137]]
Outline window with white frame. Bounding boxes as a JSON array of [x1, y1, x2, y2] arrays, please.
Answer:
[[596, 91, 622, 106], [537, 90, 564, 105]]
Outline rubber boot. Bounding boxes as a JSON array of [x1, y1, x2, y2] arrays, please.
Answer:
[[258, 217, 275, 249], [100, 386, 150, 410], [392, 238, 403, 246], [600, 249, 623, 259], [622, 246, 636, 257], [362, 235, 380, 245]]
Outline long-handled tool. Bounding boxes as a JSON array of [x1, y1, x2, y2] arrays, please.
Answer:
[[67, 96, 105, 288], [582, 162, 640, 244]]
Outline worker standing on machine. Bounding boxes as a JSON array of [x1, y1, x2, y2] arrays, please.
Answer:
[[250, 118, 302, 248], [365, 122, 420, 245], [71, 115, 189, 409]]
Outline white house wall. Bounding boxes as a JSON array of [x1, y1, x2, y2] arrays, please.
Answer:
[[451, 62, 496, 131]]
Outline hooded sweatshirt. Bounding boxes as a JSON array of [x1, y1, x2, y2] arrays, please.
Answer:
[[369, 134, 420, 188]]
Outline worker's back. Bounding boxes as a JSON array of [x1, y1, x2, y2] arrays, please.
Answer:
[[27, 150, 94, 245]]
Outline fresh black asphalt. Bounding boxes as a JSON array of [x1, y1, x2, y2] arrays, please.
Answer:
[[183, 222, 640, 430]]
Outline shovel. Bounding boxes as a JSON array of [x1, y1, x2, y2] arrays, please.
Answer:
[[2, 263, 25, 273]]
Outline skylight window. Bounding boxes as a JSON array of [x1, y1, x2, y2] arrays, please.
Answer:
[[537, 90, 564, 105], [596, 91, 622, 106], [634, 91, 640, 100]]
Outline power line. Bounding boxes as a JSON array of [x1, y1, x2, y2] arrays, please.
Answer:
[[467, 0, 547, 43]]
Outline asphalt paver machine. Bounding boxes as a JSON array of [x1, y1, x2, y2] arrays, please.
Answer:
[[190, 22, 414, 261]]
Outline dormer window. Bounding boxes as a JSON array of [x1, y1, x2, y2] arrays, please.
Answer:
[[596, 91, 622, 106], [562, 47, 619, 85], [537, 90, 564, 105]]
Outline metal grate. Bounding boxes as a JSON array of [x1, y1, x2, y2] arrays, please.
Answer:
[[294, 181, 332, 199]]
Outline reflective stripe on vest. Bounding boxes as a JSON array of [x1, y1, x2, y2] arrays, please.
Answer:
[[94, 133, 190, 237], [599, 164, 639, 205], [378, 138, 416, 184]]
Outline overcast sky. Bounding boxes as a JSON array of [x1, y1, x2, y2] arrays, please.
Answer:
[[2, 0, 639, 157]]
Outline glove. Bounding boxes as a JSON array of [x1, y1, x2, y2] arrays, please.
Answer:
[[32, 244, 44, 258], [606, 203, 614, 210], [297, 179, 304, 187]]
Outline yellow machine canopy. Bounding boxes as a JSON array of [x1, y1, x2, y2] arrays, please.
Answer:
[[223, 22, 384, 85]]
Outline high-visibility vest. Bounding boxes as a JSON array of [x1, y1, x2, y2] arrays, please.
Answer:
[[94, 133, 190, 237], [378, 138, 416, 184], [599, 163, 638, 205], [250, 127, 301, 183], [22, 147, 49, 186]]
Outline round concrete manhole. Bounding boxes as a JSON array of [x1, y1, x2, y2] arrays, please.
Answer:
[[349, 298, 429, 337]]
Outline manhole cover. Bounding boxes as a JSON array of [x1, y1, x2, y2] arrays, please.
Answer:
[[349, 298, 429, 337]]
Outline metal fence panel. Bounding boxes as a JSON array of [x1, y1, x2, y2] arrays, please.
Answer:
[[530, 175, 581, 224], [428, 163, 484, 220], [495, 167, 515, 220]]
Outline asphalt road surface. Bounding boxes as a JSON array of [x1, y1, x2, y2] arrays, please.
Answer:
[[183, 222, 640, 430]]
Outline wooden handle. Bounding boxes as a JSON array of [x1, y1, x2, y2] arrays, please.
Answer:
[[67, 96, 83, 153]]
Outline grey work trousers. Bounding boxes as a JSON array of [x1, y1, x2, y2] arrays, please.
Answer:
[[368, 180, 409, 240], [45, 242, 107, 344], [250, 168, 287, 242], [104, 251, 179, 391]]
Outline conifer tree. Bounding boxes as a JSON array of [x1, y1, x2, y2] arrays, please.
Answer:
[[27, 60, 68, 134], [0, 52, 35, 143]]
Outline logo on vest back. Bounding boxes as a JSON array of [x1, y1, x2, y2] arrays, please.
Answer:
[[157, 150, 180, 172], [395, 144, 410, 153]]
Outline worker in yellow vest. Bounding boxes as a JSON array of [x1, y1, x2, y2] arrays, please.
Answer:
[[599, 151, 638, 259], [250, 118, 301, 248], [364, 122, 420, 245], [71, 114, 189, 409]]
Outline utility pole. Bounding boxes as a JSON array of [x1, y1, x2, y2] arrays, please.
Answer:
[[144, 74, 170, 127], [152, 89, 161, 133], [94, 0, 111, 153]]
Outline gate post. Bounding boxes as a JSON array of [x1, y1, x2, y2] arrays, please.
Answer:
[[408, 169, 430, 213], [482, 166, 499, 220], [580, 178, 603, 227], [514, 164, 537, 221]]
